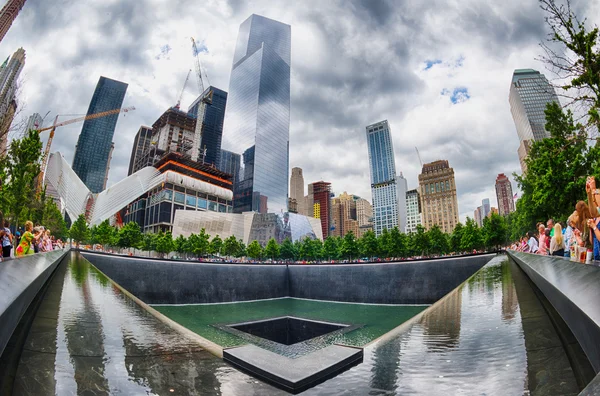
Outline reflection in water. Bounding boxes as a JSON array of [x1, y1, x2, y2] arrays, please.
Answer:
[[6, 253, 592, 395]]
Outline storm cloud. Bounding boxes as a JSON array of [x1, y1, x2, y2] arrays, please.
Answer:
[[1, 0, 598, 222]]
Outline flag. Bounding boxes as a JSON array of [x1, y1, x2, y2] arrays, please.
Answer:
[[513, 193, 518, 200]]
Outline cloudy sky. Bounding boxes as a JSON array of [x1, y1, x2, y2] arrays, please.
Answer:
[[1, 0, 598, 222]]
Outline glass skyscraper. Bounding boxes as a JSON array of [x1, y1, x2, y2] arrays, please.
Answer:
[[72, 76, 128, 193], [366, 120, 403, 236], [188, 86, 228, 166], [222, 14, 291, 214], [509, 69, 559, 172]]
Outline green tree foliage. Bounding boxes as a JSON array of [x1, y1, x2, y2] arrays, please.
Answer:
[[389, 227, 407, 258], [141, 233, 157, 252], [222, 235, 239, 258], [300, 237, 322, 261], [460, 218, 482, 251], [450, 222, 464, 253], [236, 239, 246, 258], [279, 238, 297, 261], [94, 220, 115, 249], [174, 235, 187, 256], [359, 230, 378, 259], [377, 228, 392, 258], [246, 240, 263, 259], [340, 231, 359, 260], [513, 102, 600, 236], [2, 130, 43, 229], [118, 222, 143, 250], [428, 224, 449, 255], [264, 238, 280, 260], [188, 229, 210, 256], [69, 214, 89, 247], [209, 235, 223, 256], [482, 213, 508, 250], [412, 225, 430, 256], [155, 231, 174, 257], [323, 236, 340, 260], [41, 200, 68, 240]]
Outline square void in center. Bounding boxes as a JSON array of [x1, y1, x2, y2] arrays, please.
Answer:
[[229, 316, 347, 345]]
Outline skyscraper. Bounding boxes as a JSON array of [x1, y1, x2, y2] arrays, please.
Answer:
[[72, 76, 128, 193], [482, 198, 491, 218], [290, 167, 305, 215], [366, 120, 401, 236], [356, 198, 373, 237], [0, 0, 26, 43], [188, 86, 227, 166], [495, 173, 515, 216], [405, 189, 422, 234], [0, 47, 24, 153], [24, 112, 42, 133], [222, 14, 291, 214], [128, 125, 152, 175], [331, 192, 359, 237], [219, 149, 242, 185], [310, 181, 331, 238], [418, 160, 459, 234], [509, 69, 559, 173]]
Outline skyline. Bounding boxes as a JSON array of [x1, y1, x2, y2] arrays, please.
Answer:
[[1, 0, 599, 223]]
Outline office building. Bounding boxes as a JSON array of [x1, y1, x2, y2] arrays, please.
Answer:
[[495, 173, 515, 216], [331, 192, 359, 237], [219, 149, 241, 185], [0, 47, 24, 153], [405, 189, 422, 234], [288, 198, 298, 213], [509, 69, 559, 173], [72, 76, 127, 193], [482, 198, 491, 218], [310, 181, 331, 238], [24, 112, 42, 133], [356, 198, 373, 237], [290, 167, 305, 215], [474, 206, 483, 228], [0, 0, 26, 43], [396, 173, 408, 233], [418, 160, 459, 234], [188, 86, 227, 166], [128, 126, 152, 175], [366, 120, 401, 236], [222, 14, 291, 214]]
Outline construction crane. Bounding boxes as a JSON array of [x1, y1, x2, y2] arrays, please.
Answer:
[[190, 37, 214, 163], [190, 37, 212, 105], [36, 106, 136, 193], [415, 147, 423, 167], [174, 69, 192, 110]]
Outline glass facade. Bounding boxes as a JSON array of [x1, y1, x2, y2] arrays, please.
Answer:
[[366, 120, 400, 236], [188, 86, 227, 166], [128, 126, 152, 175], [72, 76, 128, 193], [219, 149, 242, 186], [222, 14, 291, 214]]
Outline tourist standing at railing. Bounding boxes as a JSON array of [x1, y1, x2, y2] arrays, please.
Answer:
[[586, 217, 600, 261], [16, 221, 37, 257], [537, 224, 548, 255], [564, 215, 576, 258], [550, 224, 565, 257], [2, 220, 12, 258], [527, 231, 539, 253], [575, 201, 593, 250]]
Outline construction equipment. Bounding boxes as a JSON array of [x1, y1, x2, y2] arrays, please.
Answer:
[[190, 37, 213, 162], [415, 147, 423, 167], [36, 106, 136, 193], [174, 69, 191, 110]]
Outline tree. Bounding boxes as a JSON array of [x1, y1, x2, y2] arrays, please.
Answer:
[[174, 235, 187, 257], [450, 222, 464, 253], [41, 200, 68, 240], [359, 230, 379, 259], [482, 212, 508, 250], [94, 220, 115, 249], [3, 129, 42, 229], [428, 224, 449, 256], [389, 227, 407, 258], [461, 217, 483, 252], [155, 231, 174, 258], [280, 238, 297, 261], [222, 235, 239, 258], [378, 228, 392, 258], [188, 229, 210, 257], [117, 222, 143, 251], [412, 225, 430, 256], [340, 231, 359, 260], [209, 235, 223, 256], [300, 237, 321, 261], [514, 102, 600, 236], [235, 239, 246, 258], [246, 240, 263, 260], [323, 236, 340, 261], [140, 233, 157, 252], [69, 214, 89, 247], [264, 238, 280, 260]]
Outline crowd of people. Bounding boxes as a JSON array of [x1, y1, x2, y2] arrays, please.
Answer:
[[0, 212, 65, 261], [511, 176, 600, 262]]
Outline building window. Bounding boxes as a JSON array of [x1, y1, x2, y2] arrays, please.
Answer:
[[186, 194, 197, 207], [208, 201, 217, 211], [197, 198, 207, 209], [174, 192, 185, 204]]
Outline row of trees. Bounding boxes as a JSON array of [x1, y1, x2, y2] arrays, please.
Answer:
[[69, 212, 509, 261], [0, 129, 68, 239]]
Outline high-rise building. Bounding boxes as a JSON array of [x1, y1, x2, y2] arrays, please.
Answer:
[[128, 126, 152, 175], [405, 189, 422, 234], [474, 206, 483, 228], [24, 112, 42, 133], [72, 76, 128, 193], [188, 86, 227, 166], [0, 0, 26, 43], [356, 197, 374, 237], [418, 160, 459, 234], [482, 198, 491, 218], [495, 173, 515, 216], [219, 149, 241, 185], [310, 181, 331, 238], [0, 47, 24, 153], [331, 192, 359, 237], [509, 69, 559, 173], [290, 167, 305, 215], [222, 14, 291, 214], [396, 173, 408, 233], [366, 120, 402, 236]]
